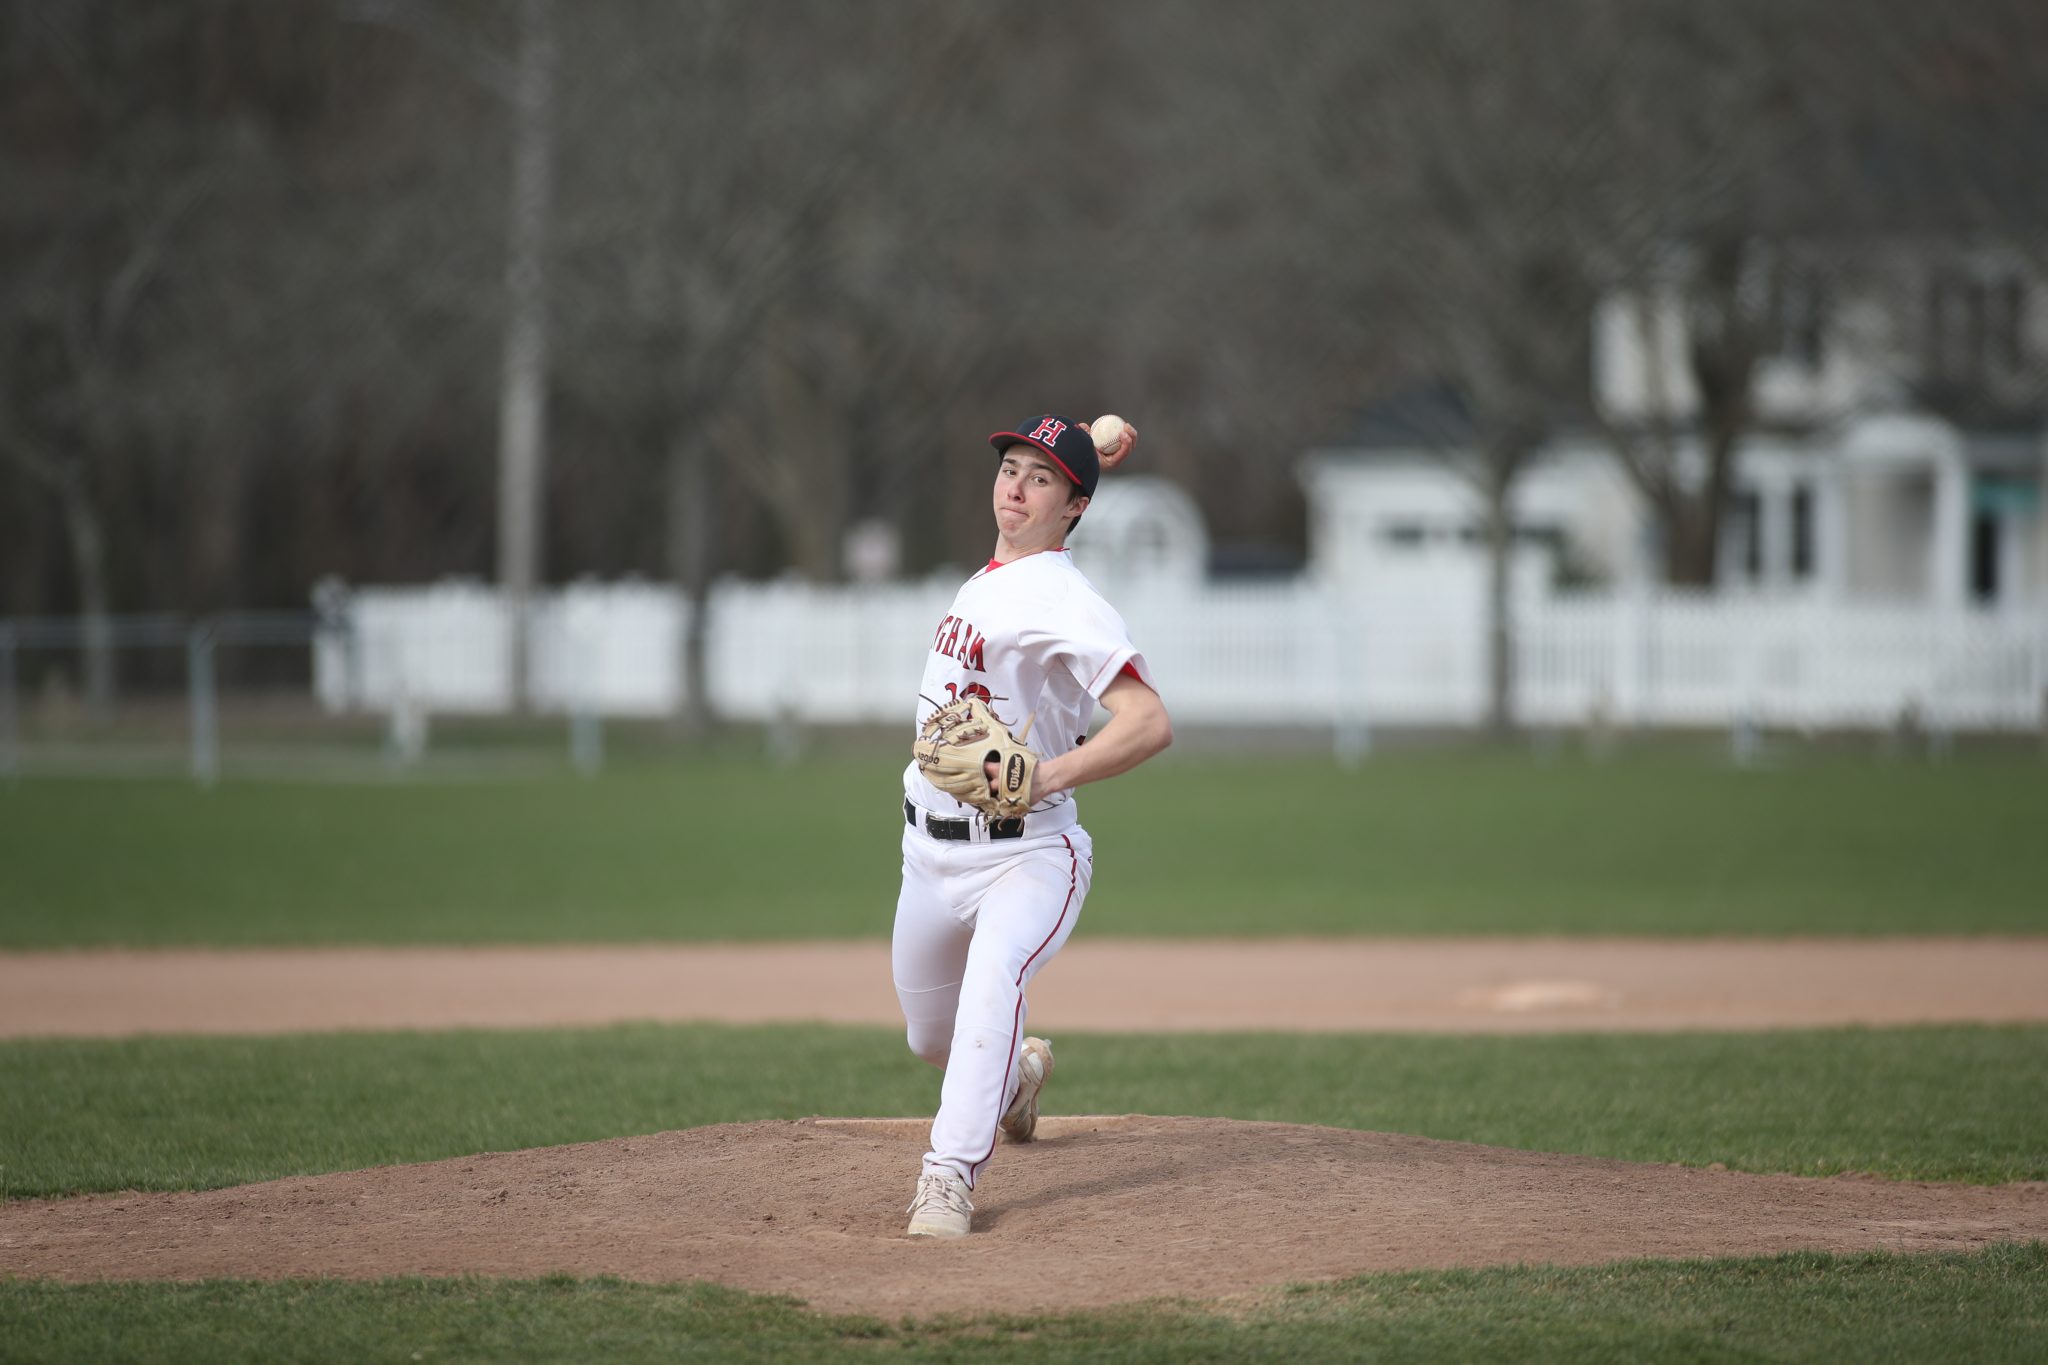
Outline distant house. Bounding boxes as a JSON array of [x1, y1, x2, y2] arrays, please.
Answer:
[[1067, 475, 1209, 590], [1301, 247, 2048, 610]]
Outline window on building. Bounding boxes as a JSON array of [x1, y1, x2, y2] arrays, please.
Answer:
[[1970, 511, 2000, 603], [1994, 276, 2026, 372], [1771, 269, 1828, 370], [1927, 268, 2032, 382], [1790, 483, 1815, 580], [1928, 273, 1961, 379], [1380, 522, 1427, 549], [1730, 490, 1763, 581]]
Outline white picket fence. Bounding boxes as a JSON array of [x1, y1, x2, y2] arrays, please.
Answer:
[[312, 578, 2048, 733]]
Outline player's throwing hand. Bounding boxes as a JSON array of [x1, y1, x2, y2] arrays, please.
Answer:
[[1085, 414, 1137, 473]]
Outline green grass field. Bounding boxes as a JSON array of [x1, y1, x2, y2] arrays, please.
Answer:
[[5, 1246, 2045, 1365], [5, 1023, 2044, 1199], [4, 747, 2046, 945]]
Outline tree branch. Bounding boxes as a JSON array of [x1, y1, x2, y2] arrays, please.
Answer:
[[336, 0, 517, 100], [0, 423, 76, 492]]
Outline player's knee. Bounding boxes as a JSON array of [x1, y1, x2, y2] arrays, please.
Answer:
[[906, 1028, 949, 1069]]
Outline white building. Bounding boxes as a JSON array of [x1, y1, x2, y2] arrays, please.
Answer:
[[1065, 475, 1209, 591], [1303, 249, 2048, 612]]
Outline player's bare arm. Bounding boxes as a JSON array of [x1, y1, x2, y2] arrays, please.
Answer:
[[1026, 672, 1172, 801]]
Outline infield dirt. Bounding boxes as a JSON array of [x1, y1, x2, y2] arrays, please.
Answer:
[[6, 936, 2047, 1037]]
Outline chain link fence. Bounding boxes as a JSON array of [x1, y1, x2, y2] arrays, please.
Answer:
[[0, 611, 602, 783]]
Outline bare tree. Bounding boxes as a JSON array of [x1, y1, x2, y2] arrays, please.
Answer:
[[0, 7, 246, 707], [1280, 0, 1622, 735], [1855, 0, 2048, 271], [1584, 3, 1856, 587], [1582, 0, 2048, 586], [340, 0, 557, 706], [1836, 0, 2048, 428], [551, 1, 1023, 725]]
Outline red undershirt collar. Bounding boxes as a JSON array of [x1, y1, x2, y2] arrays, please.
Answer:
[[985, 548, 1070, 573]]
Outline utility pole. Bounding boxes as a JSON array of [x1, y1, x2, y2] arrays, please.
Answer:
[[342, 0, 557, 711], [497, 0, 555, 710]]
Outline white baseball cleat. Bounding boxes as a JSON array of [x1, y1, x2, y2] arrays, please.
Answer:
[[999, 1036, 1055, 1144], [905, 1170, 974, 1238]]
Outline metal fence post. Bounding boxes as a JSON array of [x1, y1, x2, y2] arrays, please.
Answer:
[[568, 625, 603, 776], [570, 705, 602, 776], [188, 622, 219, 787], [0, 623, 17, 781], [1330, 586, 1370, 768]]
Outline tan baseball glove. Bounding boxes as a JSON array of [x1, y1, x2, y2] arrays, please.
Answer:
[[914, 698, 1038, 820]]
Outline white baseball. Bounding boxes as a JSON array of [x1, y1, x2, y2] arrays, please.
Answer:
[[1090, 414, 1126, 454]]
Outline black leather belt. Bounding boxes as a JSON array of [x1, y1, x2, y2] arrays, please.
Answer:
[[905, 797, 1024, 841]]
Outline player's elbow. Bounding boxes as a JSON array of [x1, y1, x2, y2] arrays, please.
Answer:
[[1143, 703, 1174, 759], [1106, 677, 1173, 760]]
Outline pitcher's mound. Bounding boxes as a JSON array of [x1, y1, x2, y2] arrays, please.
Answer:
[[4, 1116, 2043, 1317]]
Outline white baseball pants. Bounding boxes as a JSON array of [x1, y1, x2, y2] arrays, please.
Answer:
[[891, 819, 1092, 1188]]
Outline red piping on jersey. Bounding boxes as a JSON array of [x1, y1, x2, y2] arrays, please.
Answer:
[[1085, 652, 1143, 693], [967, 833, 1079, 1186]]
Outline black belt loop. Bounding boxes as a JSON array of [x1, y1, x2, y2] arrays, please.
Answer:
[[903, 797, 1025, 841]]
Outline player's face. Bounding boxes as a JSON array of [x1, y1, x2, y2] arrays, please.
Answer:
[[993, 450, 1087, 552]]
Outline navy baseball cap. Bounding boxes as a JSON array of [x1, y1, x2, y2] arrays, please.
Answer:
[[988, 415, 1099, 497]]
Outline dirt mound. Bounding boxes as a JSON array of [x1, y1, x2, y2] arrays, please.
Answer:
[[4, 1117, 2042, 1317]]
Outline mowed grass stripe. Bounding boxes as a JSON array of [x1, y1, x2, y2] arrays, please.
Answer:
[[3, 1023, 2042, 1199], [5, 749, 2047, 945], [1, 1245, 2044, 1364]]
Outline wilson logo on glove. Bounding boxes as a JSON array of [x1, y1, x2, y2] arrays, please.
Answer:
[[915, 697, 1038, 821]]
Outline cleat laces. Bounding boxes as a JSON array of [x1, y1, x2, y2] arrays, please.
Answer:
[[907, 1172, 972, 1218]]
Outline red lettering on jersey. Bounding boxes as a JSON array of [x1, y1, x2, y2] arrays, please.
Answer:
[[1030, 417, 1067, 444], [930, 613, 989, 670]]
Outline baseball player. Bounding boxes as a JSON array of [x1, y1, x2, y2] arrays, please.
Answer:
[[896, 413, 1172, 1239]]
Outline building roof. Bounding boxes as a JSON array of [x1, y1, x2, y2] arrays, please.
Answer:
[[1320, 383, 1476, 454]]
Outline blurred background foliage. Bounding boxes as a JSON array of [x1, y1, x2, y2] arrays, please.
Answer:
[[3, 0, 2044, 615]]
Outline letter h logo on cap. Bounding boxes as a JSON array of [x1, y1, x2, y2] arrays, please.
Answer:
[[1030, 418, 1068, 444]]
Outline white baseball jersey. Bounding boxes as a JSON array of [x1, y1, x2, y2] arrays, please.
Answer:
[[902, 549, 1154, 820]]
